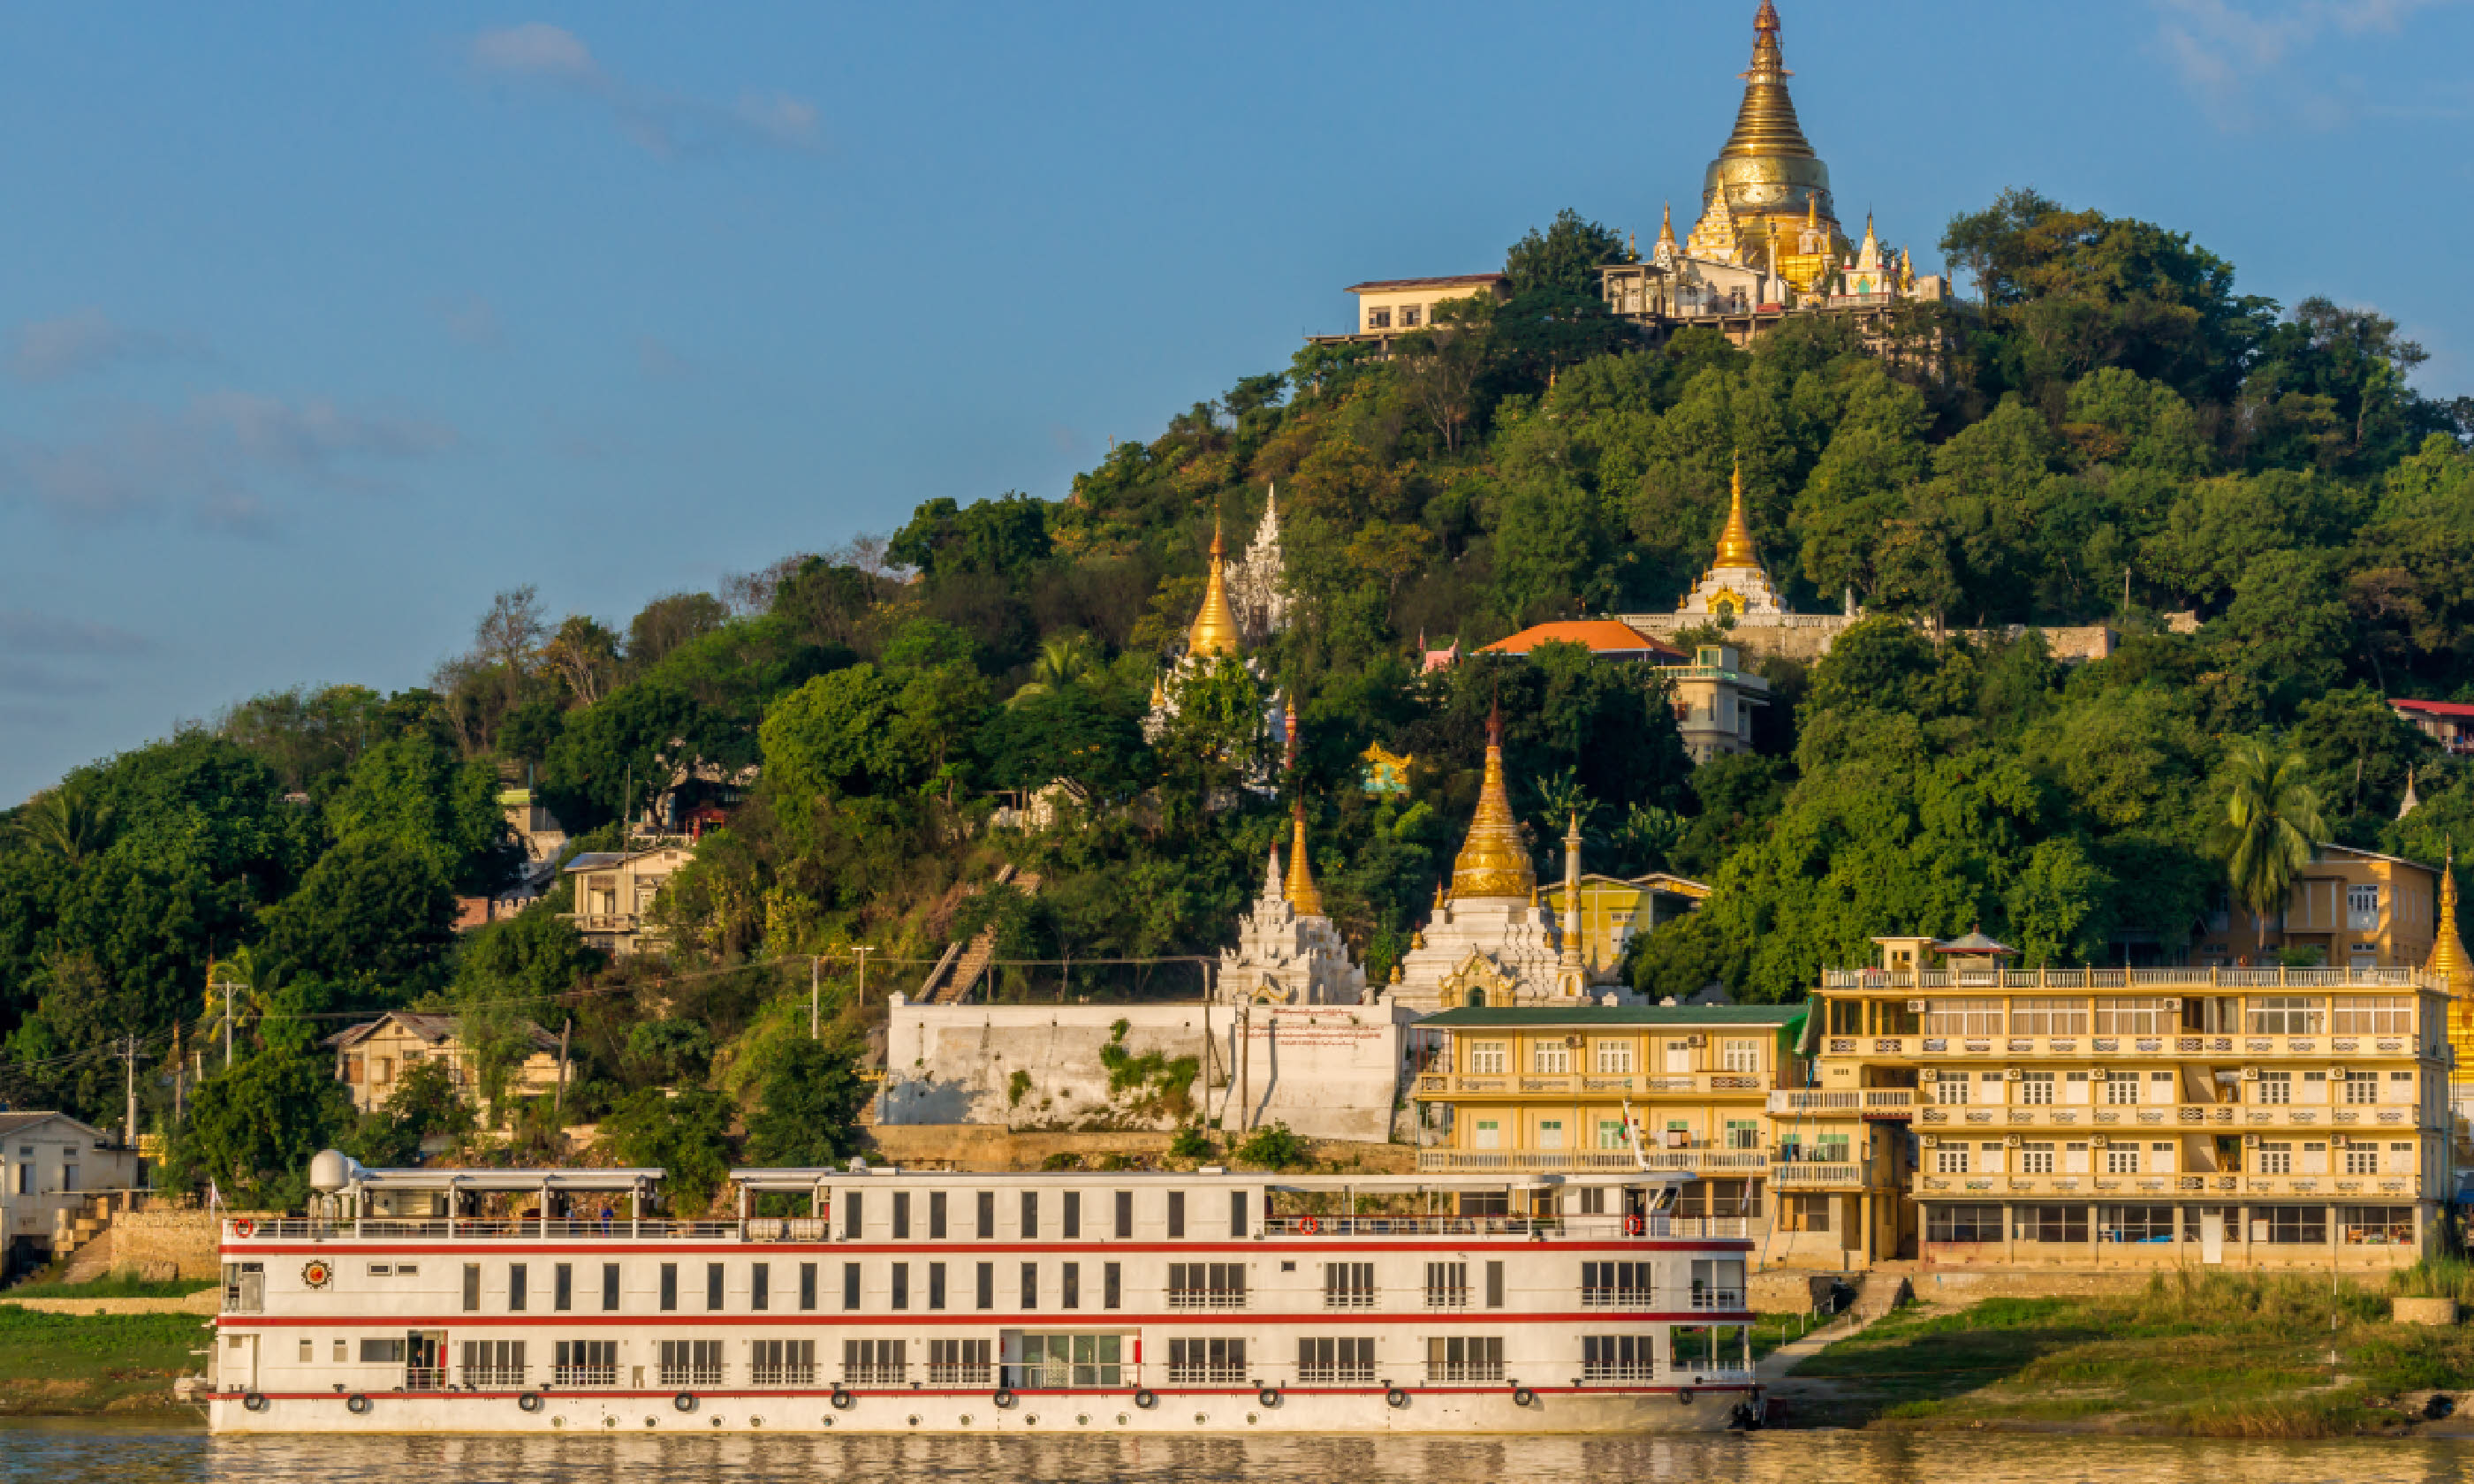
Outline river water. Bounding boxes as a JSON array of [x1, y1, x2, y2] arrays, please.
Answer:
[[6, 1427, 2474, 1484]]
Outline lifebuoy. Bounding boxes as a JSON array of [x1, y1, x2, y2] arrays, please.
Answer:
[[1624, 1215, 1645, 1236], [232, 1218, 255, 1238], [1298, 1215, 1319, 1235], [673, 1391, 697, 1413], [993, 1389, 1017, 1410], [1385, 1387, 1410, 1409], [831, 1388, 854, 1411], [1257, 1387, 1280, 1409], [517, 1392, 543, 1413], [345, 1394, 372, 1415], [1675, 1388, 1696, 1405], [1133, 1389, 1157, 1410], [1511, 1386, 1536, 1408], [240, 1392, 269, 1412]]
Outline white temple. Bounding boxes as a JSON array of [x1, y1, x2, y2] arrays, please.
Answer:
[[1218, 798, 1369, 1006], [1673, 454, 1789, 621], [1221, 486, 1291, 649]]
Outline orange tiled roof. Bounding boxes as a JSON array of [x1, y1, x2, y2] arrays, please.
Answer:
[[1480, 621, 1688, 662]]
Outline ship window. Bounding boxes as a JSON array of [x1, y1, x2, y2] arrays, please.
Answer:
[[1114, 1190, 1133, 1239], [928, 1261, 946, 1311], [842, 1191, 864, 1240], [892, 1262, 909, 1311], [892, 1192, 910, 1239], [841, 1262, 860, 1311], [929, 1191, 948, 1238], [1104, 1261, 1121, 1311], [1427, 1335, 1504, 1382], [461, 1264, 480, 1313], [704, 1262, 724, 1311], [1021, 1191, 1039, 1239], [603, 1263, 622, 1312], [359, 1337, 406, 1365], [976, 1191, 996, 1239], [975, 1261, 994, 1311], [553, 1262, 573, 1312], [1063, 1191, 1081, 1239], [1296, 1336, 1375, 1384], [659, 1263, 678, 1312], [508, 1263, 527, 1312], [797, 1261, 816, 1313], [1168, 1191, 1186, 1238], [750, 1263, 769, 1312], [1062, 1261, 1081, 1310]]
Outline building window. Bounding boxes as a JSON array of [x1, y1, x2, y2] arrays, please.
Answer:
[[1468, 1041, 1506, 1075], [1721, 1040, 1760, 1073], [2253, 1205, 2326, 1244], [1725, 1119, 1759, 1150], [1399, 306, 1421, 329], [1933, 1146, 1969, 1174], [1925, 1205, 2001, 1243], [1594, 1041, 1635, 1075], [2247, 997, 2325, 1035], [1537, 1119, 1565, 1150], [1932, 1077, 1970, 1105], [1534, 1041, 1571, 1075], [1367, 307, 1392, 329], [2341, 1071, 2379, 1104], [1780, 1194, 1831, 1233], [2348, 884, 2380, 927], [2014, 1205, 2090, 1244], [2093, 998, 2172, 1035], [2256, 1071, 2291, 1105], [2017, 1071, 2054, 1105], [2344, 1147, 2379, 1176], [1924, 999, 2002, 1036], [2099, 1206, 2175, 1243], [2341, 1206, 2417, 1245], [2102, 1074, 2140, 1106], [1473, 1119, 1500, 1150], [2103, 1146, 2140, 1174], [2017, 1142, 2056, 1175], [2255, 1141, 2294, 1175], [2333, 996, 2412, 1034], [1597, 1118, 1628, 1150], [2010, 998, 2089, 1036]]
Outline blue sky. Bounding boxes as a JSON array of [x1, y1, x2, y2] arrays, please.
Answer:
[[1, 0, 2468, 803]]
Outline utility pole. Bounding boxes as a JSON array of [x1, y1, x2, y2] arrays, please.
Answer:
[[810, 955, 821, 1039], [854, 946, 872, 1009], [554, 1018, 572, 1118], [171, 1022, 186, 1125], [119, 1036, 147, 1151]]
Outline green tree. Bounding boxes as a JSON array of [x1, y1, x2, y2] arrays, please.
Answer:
[[742, 1038, 869, 1167], [166, 1050, 354, 1208], [2205, 738, 2327, 953], [603, 1086, 734, 1213], [1504, 208, 1629, 296]]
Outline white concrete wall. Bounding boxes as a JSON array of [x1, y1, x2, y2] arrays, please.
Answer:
[[876, 999, 1423, 1144]]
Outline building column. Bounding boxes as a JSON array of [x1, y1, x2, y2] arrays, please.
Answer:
[[2003, 1203, 2016, 1267], [2089, 1202, 2101, 1269]]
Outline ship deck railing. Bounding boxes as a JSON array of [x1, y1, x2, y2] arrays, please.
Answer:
[[225, 1213, 1749, 1244], [284, 1358, 1759, 1395]]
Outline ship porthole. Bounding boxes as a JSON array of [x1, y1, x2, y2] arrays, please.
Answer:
[[1076, 1414, 1089, 1427], [1247, 1413, 1259, 1426], [821, 1417, 835, 1428], [959, 1415, 972, 1426], [1511, 1387, 1536, 1408], [517, 1392, 543, 1413], [601, 1417, 616, 1429], [673, 1392, 698, 1413], [550, 1417, 565, 1428], [748, 1416, 763, 1428], [831, 1388, 855, 1411], [907, 1415, 921, 1427], [1024, 1414, 1038, 1426], [1674, 1389, 1695, 1405], [709, 1417, 724, 1428], [1117, 1413, 1129, 1426], [1134, 1388, 1157, 1410]]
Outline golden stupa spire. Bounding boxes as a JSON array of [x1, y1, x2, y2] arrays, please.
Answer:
[[1657, 201, 1678, 254], [1449, 703, 1536, 902], [1185, 514, 1243, 658], [1722, 2, 1816, 163], [2428, 848, 2468, 995], [1285, 797, 1325, 918], [1713, 452, 1759, 569]]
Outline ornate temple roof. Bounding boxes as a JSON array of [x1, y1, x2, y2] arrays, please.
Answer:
[[1449, 705, 1536, 903], [1720, 1, 1816, 163], [2426, 851, 2467, 994], [1712, 454, 1761, 571], [1285, 797, 1325, 918], [1186, 516, 1244, 659]]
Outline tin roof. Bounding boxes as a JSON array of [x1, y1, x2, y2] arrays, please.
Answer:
[[1419, 1003, 1806, 1028]]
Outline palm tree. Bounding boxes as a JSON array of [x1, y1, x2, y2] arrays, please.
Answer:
[[2207, 738, 2327, 958], [1008, 633, 1099, 708], [12, 778, 113, 866]]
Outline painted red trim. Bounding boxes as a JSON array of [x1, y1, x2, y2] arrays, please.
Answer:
[[222, 1238, 1752, 1258], [216, 1308, 1752, 1329], [223, 1382, 1752, 1403]]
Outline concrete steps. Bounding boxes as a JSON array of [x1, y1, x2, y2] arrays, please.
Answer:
[[927, 866, 1042, 1004]]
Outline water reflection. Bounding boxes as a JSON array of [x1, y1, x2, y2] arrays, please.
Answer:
[[4, 1427, 2473, 1484]]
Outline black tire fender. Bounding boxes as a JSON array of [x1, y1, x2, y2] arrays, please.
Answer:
[[993, 1388, 1017, 1410], [1385, 1387, 1410, 1410], [241, 1392, 269, 1413], [1133, 1388, 1157, 1410], [831, 1388, 855, 1411], [673, 1391, 697, 1413], [517, 1391, 543, 1413], [1257, 1387, 1280, 1409], [1511, 1386, 1536, 1408], [345, 1394, 372, 1416], [1675, 1387, 1696, 1405]]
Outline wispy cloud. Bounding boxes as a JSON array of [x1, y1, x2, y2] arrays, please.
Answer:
[[0, 390, 455, 534], [465, 23, 823, 159], [9, 309, 199, 383], [636, 337, 691, 378], [434, 295, 503, 348], [2153, 0, 2464, 126], [0, 610, 148, 658], [0, 611, 151, 707]]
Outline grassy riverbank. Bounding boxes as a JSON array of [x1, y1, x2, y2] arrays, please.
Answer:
[[0, 1310, 203, 1417], [1777, 1269, 2474, 1436]]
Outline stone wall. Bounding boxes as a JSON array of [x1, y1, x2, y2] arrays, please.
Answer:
[[863, 1124, 1417, 1175], [60, 1208, 279, 1283], [873, 998, 1421, 1143]]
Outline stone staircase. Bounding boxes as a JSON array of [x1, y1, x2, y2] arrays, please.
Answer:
[[50, 1196, 119, 1281], [921, 866, 1042, 1004]]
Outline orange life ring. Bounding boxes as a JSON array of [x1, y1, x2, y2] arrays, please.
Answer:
[[233, 1218, 256, 1238], [1298, 1215, 1320, 1235], [1624, 1215, 1644, 1237]]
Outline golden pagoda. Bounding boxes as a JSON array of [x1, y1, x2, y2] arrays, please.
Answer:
[[1449, 705, 1535, 903], [1685, 2, 1848, 292], [1186, 516, 1244, 659], [2429, 851, 2473, 1069], [1284, 797, 1325, 918], [1713, 453, 1759, 569]]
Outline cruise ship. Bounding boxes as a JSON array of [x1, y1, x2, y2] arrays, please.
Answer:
[[207, 1153, 1759, 1435]]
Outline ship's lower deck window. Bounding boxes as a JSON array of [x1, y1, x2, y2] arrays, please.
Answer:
[[1581, 1334, 1656, 1382], [2342, 1206, 2417, 1245], [1166, 1336, 1246, 1384], [1425, 1336, 1502, 1383], [1581, 1261, 1651, 1307], [1010, 1333, 1121, 1388], [2251, 1205, 2327, 1245], [1925, 1204, 2001, 1244], [552, 1340, 616, 1386], [845, 1339, 906, 1385], [358, 1337, 405, 1365], [1296, 1336, 1374, 1384], [659, 1339, 723, 1387], [751, 1338, 815, 1385], [2099, 1206, 2176, 1244], [460, 1339, 526, 1387], [928, 1338, 990, 1386], [1167, 1262, 1246, 1308]]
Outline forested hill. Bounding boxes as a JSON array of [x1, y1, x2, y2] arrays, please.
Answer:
[[4, 189, 2472, 1207]]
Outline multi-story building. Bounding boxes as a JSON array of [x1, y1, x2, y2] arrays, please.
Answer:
[[1304, 274, 1511, 358], [2389, 697, 2474, 756], [1542, 874, 1711, 986], [2189, 844, 2439, 970], [561, 843, 694, 957], [1778, 934, 2450, 1270], [323, 1012, 565, 1117], [1474, 621, 1771, 764], [0, 1111, 142, 1280], [1411, 1004, 1810, 1238]]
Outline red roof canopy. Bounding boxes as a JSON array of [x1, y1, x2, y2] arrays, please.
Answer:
[[1480, 621, 1689, 662], [2391, 698, 2474, 719]]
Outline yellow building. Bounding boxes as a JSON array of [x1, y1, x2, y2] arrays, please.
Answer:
[[1412, 1003, 1809, 1232], [560, 843, 695, 957], [1542, 873, 1712, 983], [322, 1011, 565, 1117], [2192, 844, 2438, 971], [1779, 934, 2450, 1269]]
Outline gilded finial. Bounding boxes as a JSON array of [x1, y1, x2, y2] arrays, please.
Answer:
[[1285, 795, 1325, 918], [1448, 701, 1536, 902], [1388, 962, 1403, 986], [2428, 846, 2468, 996], [1184, 512, 1243, 658], [1712, 452, 1759, 570]]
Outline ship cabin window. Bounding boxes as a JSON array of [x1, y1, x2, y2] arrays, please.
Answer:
[[508, 1263, 527, 1312], [1062, 1261, 1081, 1309], [929, 1191, 948, 1238], [1485, 1260, 1505, 1309], [892, 1262, 910, 1310], [705, 1262, 724, 1311], [1019, 1262, 1036, 1310], [842, 1192, 864, 1240], [1021, 1191, 1039, 1238], [1114, 1190, 1133, 1238], [892, 1192, 910, 1238], [553, 1262, 573, 1312], [841, 1262, 861, 1311], [1168, 1191, 1187, 1238], [975, 1261, 994, 1310], [977, 1191, 996, 1238], [929, 1261, 946, 1310], [360, 1337, 406, 1365], [1104, 1261, 1121, 1310], [750, 1263, 770, 1312], [1297, 1336, 1376, 1384], [1230, 1190, 1248, 1238], [604, 1263, 623, 1312], [461, 1264, 480, 1313], [659, 1263, 679, 1312], [1063, 1191, 1081, 1238]]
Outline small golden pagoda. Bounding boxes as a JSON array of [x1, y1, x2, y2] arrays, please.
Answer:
[[1186, 516, 1244, 660], [1284, 796, 1325, 919], [1685, 2, 1848, 291], [1676, 453, 1787, 620], [1449, 705, 1536, 903], [2429, 851, 2473, 1070]]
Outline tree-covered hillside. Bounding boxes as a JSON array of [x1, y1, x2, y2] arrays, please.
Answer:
[[3, 190, 2470, 1205]]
